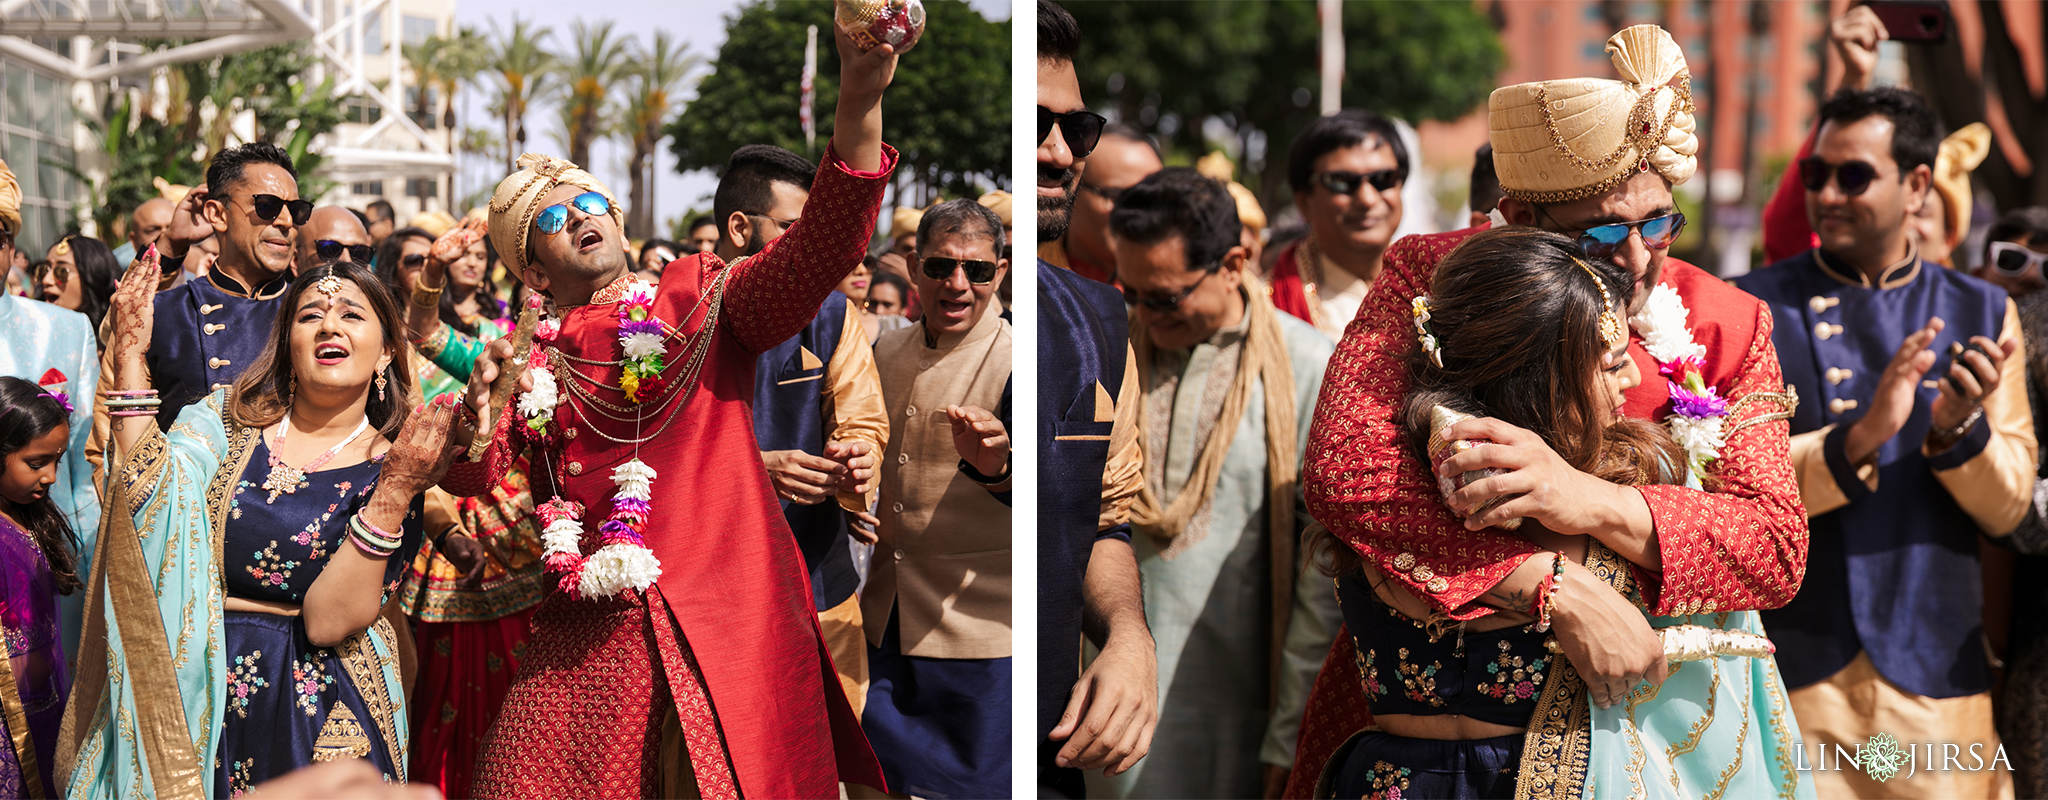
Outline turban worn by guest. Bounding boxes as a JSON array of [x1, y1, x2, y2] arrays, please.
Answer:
[[486, 153, 625, 279], [1932, 122, 1991, 254], [1196, 151, 1268, 239], [1489, 24, 1699, 203], [888, 205, 925, 243], [976, 190, 1012, 227], [0, 157, 20, 237]]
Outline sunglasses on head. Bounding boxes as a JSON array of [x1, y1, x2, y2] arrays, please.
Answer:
[[535, 192, 612, 235], [920, 256, 1000, 285], [315, 240, 375, 263], [1123, 268, 1216, 312], [1990, 241, 2048, 276], [1798, 157, 1888, 196], [1039, 106, 1108, 159], [1542, 208, 1687, 260], [232, 194, 314, 226], [1313, 169, 1402, 196]]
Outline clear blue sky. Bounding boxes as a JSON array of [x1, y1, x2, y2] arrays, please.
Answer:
[[453, 0, 1010, 237]]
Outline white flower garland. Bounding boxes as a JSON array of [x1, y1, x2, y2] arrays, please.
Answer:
[[1629, 284, 1730, 478]]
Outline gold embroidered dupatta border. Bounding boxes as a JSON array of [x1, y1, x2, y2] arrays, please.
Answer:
[[56, 405, 259, 800], [1514, 542, 1639, 800], [0, 623, 44, 798], [334, 617, 406, 772]]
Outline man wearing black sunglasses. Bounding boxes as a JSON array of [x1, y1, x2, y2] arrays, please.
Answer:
[[1290, 27, 1816, 794], [1108, 167, 1339, 800], [1733, 89, 2031, 792], [296, 205, 375, 270], [1269, 109, 1408, 341], [97, 142, 303, 440]]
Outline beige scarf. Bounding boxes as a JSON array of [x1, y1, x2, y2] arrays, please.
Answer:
[[1130, 273, 1299, 565]]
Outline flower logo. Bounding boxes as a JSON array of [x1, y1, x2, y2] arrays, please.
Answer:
[[1863, 732, 1907, 782]]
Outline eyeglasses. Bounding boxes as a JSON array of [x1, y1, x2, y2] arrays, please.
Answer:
[[1123, 268, 1215, 312], [1079, 182, 1126, 204], [748, 212, 800, 229], [1541, 208, 1687, 260], [1990, 241, 2048, 276], [1798, 157, 1887, 196], [535, 192, 611, 235], [315, 240, 375, 263], [1313, 169, 1403, 196], [400, 253, 427, 268], [920, 256, 1000, 285], [31, 263, 70, 284], [231, 194, 314, 226], [1039, 106, 1108, 159]]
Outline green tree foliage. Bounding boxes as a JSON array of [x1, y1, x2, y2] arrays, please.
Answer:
[[558, 19, 633, 168], [668, 0, 1009, 206], [57, 41, 342, 235], [1063, 0, 1502, 209]]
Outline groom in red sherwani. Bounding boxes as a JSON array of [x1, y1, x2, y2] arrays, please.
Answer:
[[442, 28, 900, 799], [1285, 25, 1809, 795]]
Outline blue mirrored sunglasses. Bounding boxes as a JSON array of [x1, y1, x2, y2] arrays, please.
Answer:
[[535, 191, 612, 235], [1574, 211, 1685, 259]]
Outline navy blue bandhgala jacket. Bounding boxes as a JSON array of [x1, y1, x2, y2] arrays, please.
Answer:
[[147, 269, 290, 430], [754, 292, 862, 613]]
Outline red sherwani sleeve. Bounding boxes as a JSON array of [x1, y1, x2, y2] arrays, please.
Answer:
[[723, 142, 899, 354], [1301, 231, 1541, 620], [1634, 302, 1809, 615]]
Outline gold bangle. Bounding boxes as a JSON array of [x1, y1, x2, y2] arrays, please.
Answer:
[[411, 283, 444, 309]]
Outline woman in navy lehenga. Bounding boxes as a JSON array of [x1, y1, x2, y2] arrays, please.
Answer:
[[63, 254, 463, 799]]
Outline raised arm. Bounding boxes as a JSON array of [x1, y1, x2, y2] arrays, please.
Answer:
[[105, 247, 163, 460], [722, 27, 899, 353]]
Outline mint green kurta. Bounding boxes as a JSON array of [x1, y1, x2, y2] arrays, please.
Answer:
[[1087, 309, 1339, 798]]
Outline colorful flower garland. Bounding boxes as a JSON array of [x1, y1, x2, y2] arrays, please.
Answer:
[[516, 289, 665, 599], [1630, 284, 1728, 478]]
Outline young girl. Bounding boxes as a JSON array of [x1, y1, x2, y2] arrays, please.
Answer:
[[1307, 227, 1808, 799], [0, 376, 81, 798]]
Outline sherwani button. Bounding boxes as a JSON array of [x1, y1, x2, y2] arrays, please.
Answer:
[[1808, 296, 1840, 314], [204, 323, 225, 335], [1829, 398, 1858, 414], [1815, 323, 1841, 340], [201, 303, 223, 315], [209, 357, 230, 369], [1826, 368, 1852, 385], [568, 461, 583, 475], [905, 406, 916, 417], [898, 453, 908, 464], [1392, 552, 1417, 571], [1410, 565, 1436, 583], [892, 502, 904, 513], [1426, 578, 1450, 594]]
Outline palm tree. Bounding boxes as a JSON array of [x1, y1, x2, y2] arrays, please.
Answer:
[[619, 32, 700, 238], [401, 36, 443, 130], [440, 26, 490, 132], [488, 16, 557, 173], [557, 19, 632, 169]]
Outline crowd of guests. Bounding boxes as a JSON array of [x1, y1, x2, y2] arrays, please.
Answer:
[[1037, 2, 2048, 799], [0, 21, 1012, 796]]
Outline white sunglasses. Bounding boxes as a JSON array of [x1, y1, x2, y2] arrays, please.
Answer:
[[1990, 241, 2048, 276]]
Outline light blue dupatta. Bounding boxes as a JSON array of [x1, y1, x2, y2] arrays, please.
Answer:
[[1516, 471, 1814, 800]]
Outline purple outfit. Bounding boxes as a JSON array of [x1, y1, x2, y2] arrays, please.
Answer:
[[0, 514, 68, 798]]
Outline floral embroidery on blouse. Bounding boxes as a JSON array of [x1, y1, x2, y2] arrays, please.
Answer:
[[1394, 647, 1446, 707], [227, 757, 256, 796], [1363, 760, 1413, 800], [1478, 639, 1547, 702], [292, 651, 336, 716], [227, 650, 270, 718], [244, 541, 302, 589], [1355, 644, 1388, 698]]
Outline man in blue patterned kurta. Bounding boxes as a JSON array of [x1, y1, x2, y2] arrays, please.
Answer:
[[1735, 87, 2034, 800], [0, 158, 101, 658]]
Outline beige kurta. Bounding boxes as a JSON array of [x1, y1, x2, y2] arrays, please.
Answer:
[[867, 305, 1013, 659]]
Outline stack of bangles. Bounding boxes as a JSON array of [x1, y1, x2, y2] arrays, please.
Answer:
[[348, 510, 404, 558], [105, 389, 161, 417], [412, 280, 444, 310], [1531, 551, 1567, 632]]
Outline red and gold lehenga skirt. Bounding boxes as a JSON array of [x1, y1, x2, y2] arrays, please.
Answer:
[[396, 459, 546, 800]]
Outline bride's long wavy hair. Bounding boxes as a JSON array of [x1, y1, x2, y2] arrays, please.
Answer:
[[1315, 227, 1685, 578]]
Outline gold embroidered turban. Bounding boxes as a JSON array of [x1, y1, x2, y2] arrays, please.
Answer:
[[889, 204, 926, 242], [1931, 122, 1991, 253], [487, 152, 625, 276], [0, 158, 20, 237], [1197, 151, 1268, 236], [976, 190, 1012, 226], [1488, 25, 1699, 204]]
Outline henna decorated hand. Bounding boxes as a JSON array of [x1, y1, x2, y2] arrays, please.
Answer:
[[109, 244, 163, 385], [380, 396, 462, 497], [424, 217, 487, 290]]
